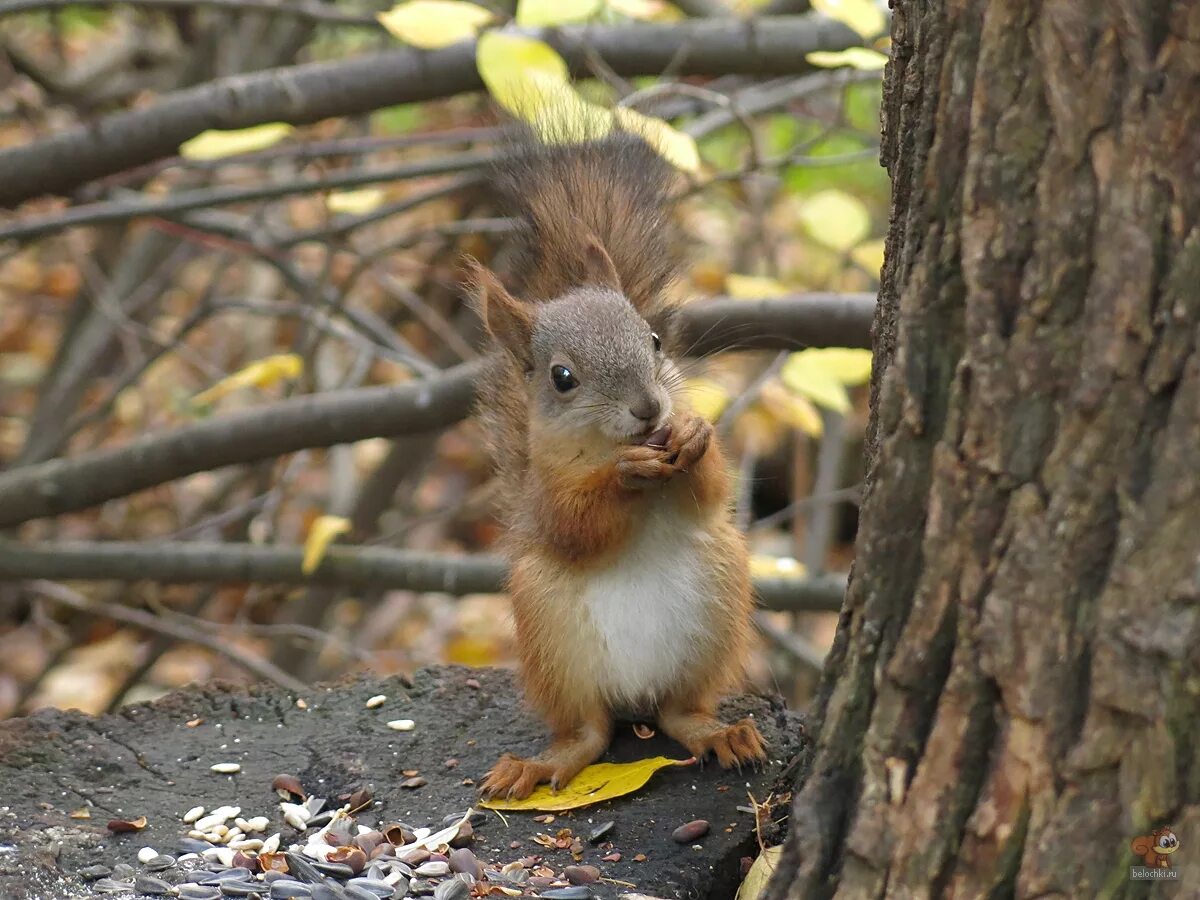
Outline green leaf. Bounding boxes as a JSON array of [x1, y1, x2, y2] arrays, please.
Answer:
[[797, 189, 871, 251], [377, 0, 493, 49], [516, 0, 601, 26], [736, 846, 783, 900], [810, 0, 885, 39], [179, 124, 293, 160], [481, 757, 692, 811], [806, 47, 889, 71]]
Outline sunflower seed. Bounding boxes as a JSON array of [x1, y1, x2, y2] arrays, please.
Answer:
[[586, 821, 614, 843], [178, 886, 224, 900], [432, 879, 469, 900], [270, 881, 314, 899], [184, 806, 207, 824], [385, 720, 414, 732], [146, 854, 177, 871], [211, 763, 242, 774], [91, 879, 133, 894], [365, 695, 387, 709], [79, 865, 113, 881], [219, 880, 268, 896], [135, 874, 174, 895]]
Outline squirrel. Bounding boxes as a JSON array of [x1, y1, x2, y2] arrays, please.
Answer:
[[1131, 826, 1179, 867], [465, 130, 766, 800]]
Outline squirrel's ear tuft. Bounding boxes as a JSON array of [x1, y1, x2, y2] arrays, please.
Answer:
[[465, 258, 533, 360], [582, 235, 621, 293]]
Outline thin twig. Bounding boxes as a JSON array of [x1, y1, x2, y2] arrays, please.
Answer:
[[27, 579, 309, 693]]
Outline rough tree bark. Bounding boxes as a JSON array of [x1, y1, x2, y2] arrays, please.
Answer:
[[771, 1, 1200, 897]]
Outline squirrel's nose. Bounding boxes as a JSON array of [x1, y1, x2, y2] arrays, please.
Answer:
[[629, 396, 661, 422]]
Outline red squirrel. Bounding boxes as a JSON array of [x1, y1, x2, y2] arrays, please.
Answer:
[[467, 131, 765, 799]]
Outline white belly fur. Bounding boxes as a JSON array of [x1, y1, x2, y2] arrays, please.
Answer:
[[582, 505, 713, 708]]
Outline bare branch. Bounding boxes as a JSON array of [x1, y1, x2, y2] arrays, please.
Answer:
[[3, 542, 847, 612], [676, 293, 876, 356], [0, 0, 382, 26], [0, 153, 497, 243], [26, 579, 309, 693], [0, 15, 861, 207], [0, 294, 873, 527]]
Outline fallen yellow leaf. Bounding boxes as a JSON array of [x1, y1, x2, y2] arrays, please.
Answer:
[[516, 0, 601, 26], [377, 0, 494, 49], [481, 757, 692, 811], [614, 107, 700, 173], [806, 47, 889, 71], [736, 845, 783, 900], [810, 0, 885, 39], [191, 353, 303, 407], [302, 516, 352, 575], [180, 123, 293, 161]]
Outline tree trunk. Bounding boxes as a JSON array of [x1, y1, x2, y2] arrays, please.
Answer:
[[771, 1, 1200, 897]]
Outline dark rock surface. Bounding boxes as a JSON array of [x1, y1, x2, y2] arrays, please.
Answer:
[[0, 666, 805, 900]]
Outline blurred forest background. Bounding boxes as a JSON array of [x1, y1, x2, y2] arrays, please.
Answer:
[[0, 0, 889, 719]]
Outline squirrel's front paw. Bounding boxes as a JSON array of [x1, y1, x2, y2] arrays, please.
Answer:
[[668, 415, 713, 471], [617, 445, 675, 490]]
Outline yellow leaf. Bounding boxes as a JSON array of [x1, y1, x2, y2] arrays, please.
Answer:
[[191, 353, 303, 406], [805, 47, 889, 71], [796, 348, 873, 386], [781, 352, 851, 414], [180, 123, 293, 161], [798, 189, 871, 252], [607, 0, 667, 18], [377, 0, 493, 49], [686, 377, 730, 422], [302, 516, 351, 575], [736, 845, 783, 900], [481, 757, 691, 811], [851, 238, 886, 275], [516, 0, 601, 26], [749, 555, 807, 580], [327, 188, 386, 214], [477, 31, 569, 105], [810, 0, 885, 39], [614, 107, 700, 173], [725, 274, 790, 299], [759, 378, 823, 436]]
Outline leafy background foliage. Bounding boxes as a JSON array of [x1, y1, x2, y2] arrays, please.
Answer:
[[0, 0, 887, 722]]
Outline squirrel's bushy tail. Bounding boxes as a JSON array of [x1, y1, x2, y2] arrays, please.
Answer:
[[492, 130, 682, 315]]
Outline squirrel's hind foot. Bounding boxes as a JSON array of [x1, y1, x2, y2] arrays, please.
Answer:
[[660, 711, 768, 770], [480, 754, 555, 800]]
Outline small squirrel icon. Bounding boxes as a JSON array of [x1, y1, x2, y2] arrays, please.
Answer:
[[1131, 826, 1180, 867]]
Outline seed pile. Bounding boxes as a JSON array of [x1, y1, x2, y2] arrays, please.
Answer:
[[75, 767, 690, 899]]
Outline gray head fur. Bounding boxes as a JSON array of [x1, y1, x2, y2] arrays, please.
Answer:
[[528, 286, 678, 443]]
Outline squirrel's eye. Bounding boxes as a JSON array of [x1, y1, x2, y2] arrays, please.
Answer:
[[550, 364, 578, 393], [651, 332, 662, 352]]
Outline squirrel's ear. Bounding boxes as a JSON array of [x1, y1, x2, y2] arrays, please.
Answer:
[[582, 236, 621, 293], [465, 259, 533, 360]]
